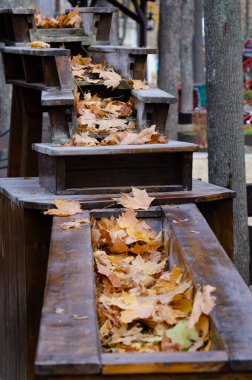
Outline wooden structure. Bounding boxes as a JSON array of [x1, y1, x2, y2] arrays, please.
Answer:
[[34, 141, 196, 194], [0, 177, 235, 380], [33, 204, 252, 379], [0, 45, 75, 176], [0, 7, 117, 47]]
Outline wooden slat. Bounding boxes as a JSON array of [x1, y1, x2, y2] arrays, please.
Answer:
[[88, 45, 157, 54], [41, 90, 74, 106], [162, 203, 252, 370], [102, 352, 228, 375], [78, 6, 118, 13], [132, 88, 177, 104], [33, 141, 198, 156], [35, 212, 101, 376], [0, 178, 235, 210], [0, 46, 69, 56]]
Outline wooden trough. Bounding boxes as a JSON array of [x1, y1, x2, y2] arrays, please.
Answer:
[[34, 204, 252, 379], [0, 177, 235, 380]]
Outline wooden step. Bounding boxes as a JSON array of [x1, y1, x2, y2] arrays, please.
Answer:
[[33, 140, 197, 195], [0, 8, 36, 45], [132, 88, 177, 133], [35, 204, 252, 378], [79, 6, 117, 43], [88, 45, 157, 80], [0, 46, 73, 89]]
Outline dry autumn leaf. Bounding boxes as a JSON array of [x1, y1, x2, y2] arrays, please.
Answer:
[[114, 187, 155, 210], [35, 7, 82, 29], [31, 41, 51, 48], [61, 218, 90, 230], [92, 210, 216, 353], [44, 199, 82, 217], [188, 285, 216, 328]]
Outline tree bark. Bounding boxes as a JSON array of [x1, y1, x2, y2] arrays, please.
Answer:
[[158, 0, 181, 139], [193, 0, 204, 83], [204, 0, 250, 282], [180, 0, 194, 114], [245, 0, 250, 38]]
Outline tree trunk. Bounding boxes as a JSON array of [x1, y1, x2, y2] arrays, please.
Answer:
[[158, 0, 181, 139], [204, 0, 250, 283], [193, 0, 204, 83], [180, 0, 194, 114], [245, 0, 250, 38]]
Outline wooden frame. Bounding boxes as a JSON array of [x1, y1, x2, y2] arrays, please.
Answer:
[[35, 204, 252, 378], [0, 178, 235, 380], [33, 141, 197, 194]]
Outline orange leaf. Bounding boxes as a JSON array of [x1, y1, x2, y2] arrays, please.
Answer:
[[44, 199, 82, 217]]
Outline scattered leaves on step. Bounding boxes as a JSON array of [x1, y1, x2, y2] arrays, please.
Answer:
[[91, 210, 216, 353], [70, 55, 148, 91], [128, 79, 149, 90], [66, 125, 168, 147], [61, 218, 90, 230], [31, 41, 51, 48], [44, 199, 82, 217], [74, 91, 136, 133], [114, 187, 155, 210], [35, 7, 82, 28]]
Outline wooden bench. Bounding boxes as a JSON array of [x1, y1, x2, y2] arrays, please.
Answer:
[[0, 46, 77, 175], [79, 6, 117, 43], [33, 140, 197, 194], [0, 8, 36, 45], [132, 88, 177, 133], [0, 178, 235, 380], [88, 45, 157, 80], [34, 203, 252, 379]]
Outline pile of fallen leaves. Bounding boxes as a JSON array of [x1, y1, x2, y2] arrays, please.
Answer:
[[92, 208, 216, 353], [74, 91, 136, 133], [70, 54, 149, 90], [67, 125, 168, 147], [35, 7, 82, 28]]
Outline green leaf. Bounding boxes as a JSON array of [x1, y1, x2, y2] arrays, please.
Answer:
[[167, 320, 199, 350]]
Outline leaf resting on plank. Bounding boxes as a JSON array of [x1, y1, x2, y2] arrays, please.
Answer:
[[188, 285, 216, 328], [114, 187, 155, 210], [31, 41, 50, 48], [44, 199, 82, 217], [61, 218, 90, 230]]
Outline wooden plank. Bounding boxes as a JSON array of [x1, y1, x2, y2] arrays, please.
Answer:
[[88, 45, 156, 54], [102, 352, 228, 375], [0, 46, 70, 56], [33, 141, 198, 156], [7, 79, 57, 91], [132, 88, 177, 104], [41, 90, 74, 106], [78, 7, 118, 13], [162, 203, 252, 370], [0, 178, 235, 210], [35, 212, 101, 376]]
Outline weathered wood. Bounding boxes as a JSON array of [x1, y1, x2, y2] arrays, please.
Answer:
[[162, 203, 252, 370], [33, 141, 197, 156], [0, 178, 235, 210], [34, 141, 196, 194], [0, 46, 70, 56], [79, 7, 117, 42], [36, 212, 101, 376], [88, 45, 156, 80], [34, 205, 252, 378], [132, 88, 177, 104], [0, 194, 52, 380], [41, 90, 74, 106]]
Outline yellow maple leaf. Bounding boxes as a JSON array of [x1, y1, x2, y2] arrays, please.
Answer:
[[44, 199, 82, 217]]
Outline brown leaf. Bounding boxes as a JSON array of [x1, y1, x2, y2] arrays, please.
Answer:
[[61, 218, 90, 230], [114, 187, 155, 210], [31, 41, 51, 48], [44, 199, 82, 217], [188, 285, 216, 328]]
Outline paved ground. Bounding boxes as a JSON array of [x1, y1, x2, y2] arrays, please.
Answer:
[[193, 152, 252, 183]]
